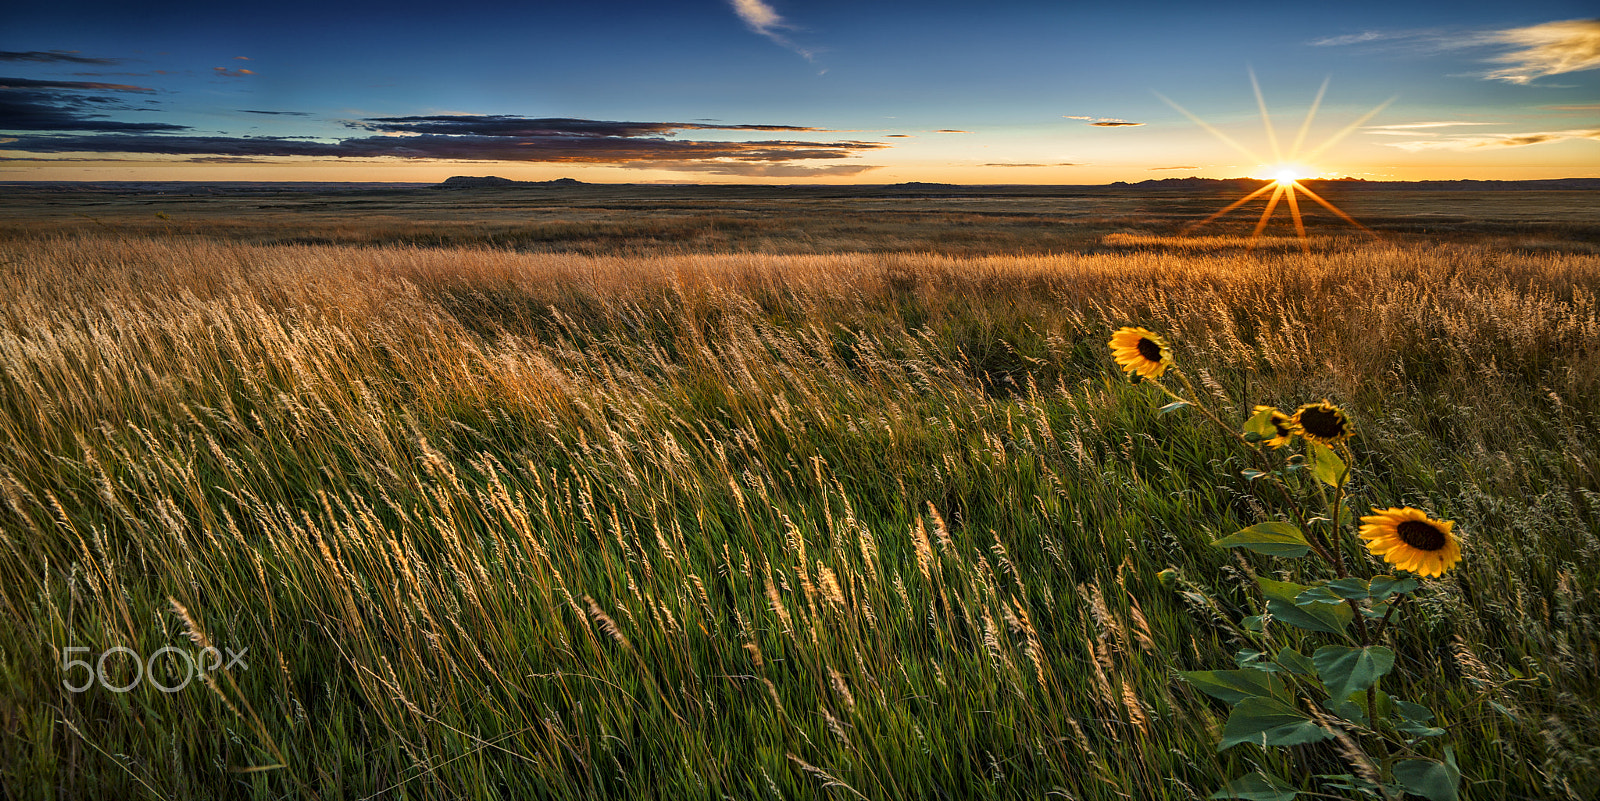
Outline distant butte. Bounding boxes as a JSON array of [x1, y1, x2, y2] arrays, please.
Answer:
[[439, 176, 587, 188]]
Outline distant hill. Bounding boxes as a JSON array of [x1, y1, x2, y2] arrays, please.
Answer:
[[439, 176, 586, 188], [1119, 176, 1600, 191]]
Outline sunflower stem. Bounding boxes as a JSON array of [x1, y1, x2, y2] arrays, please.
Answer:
[[1155, 371, 1337, 570]]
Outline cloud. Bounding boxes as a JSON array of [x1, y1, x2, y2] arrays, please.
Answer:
[[1310, 31, 1396, 47], [728, 0, 815, 60], [1381, 128, 1600, 151], [981, 162, 1080, 167], [935, 129, 970, 133], [1366, 121, 1498, 130], [212, 67, 255, 78], [1149, 165, 1199, 170], [1066, 116, 1143, 126], [0, 115, 888, 169], [352, 115, 826, 137], [1, 77, 181, 132], [1541, 103, 1600, 110], [0, 77, 154, 93], [619, 160, 879, 177], [240, 109, 312, 116], [1485, 19, 1600, 83], [885, 134, 912, 138], [0, 50, 119, 65]]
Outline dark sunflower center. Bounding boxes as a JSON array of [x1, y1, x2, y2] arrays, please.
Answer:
[[1299, 407, 1346, 438], [1136, 337, 1163, 362], [1272, 418, 1292, 437], [1396, 520, 1447, 551]]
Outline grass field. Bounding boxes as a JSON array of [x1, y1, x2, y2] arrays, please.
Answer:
[[1, 190, 1598, 799]]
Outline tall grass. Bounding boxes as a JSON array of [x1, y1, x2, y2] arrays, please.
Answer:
[[1, 234, 1596, 799]]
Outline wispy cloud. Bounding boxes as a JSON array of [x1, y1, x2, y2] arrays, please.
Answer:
[[728, 0, 815, 60], [1366, 121, 1499, 130], [1310, 31, 1403, 47], [620, 160, 878, 177], [0, 77, 181, 132], [240, 109, 311, 117], [212, 67, 255, 78], [1149, 165, 1199, 170], [0, 115, 887, 168], [0, 50, 119, 65], [352, 115, 826, 137], [1065, 115, 1143, 126], [981, 162, 1079, 167], [934, 129, 970, 133], [1485, 18, 1600, 84], [1381, 128, 1600, 151]]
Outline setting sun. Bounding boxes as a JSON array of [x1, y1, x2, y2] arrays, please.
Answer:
[[1273, 168, 1302, 184]]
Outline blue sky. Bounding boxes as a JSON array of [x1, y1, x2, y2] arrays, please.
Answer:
[[2, 1, 1596, 182]]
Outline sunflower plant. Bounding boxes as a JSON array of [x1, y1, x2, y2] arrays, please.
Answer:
[[1107, 326, 1465, 801]]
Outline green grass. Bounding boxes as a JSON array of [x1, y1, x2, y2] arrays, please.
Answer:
[[0, 234, 1597, 799]]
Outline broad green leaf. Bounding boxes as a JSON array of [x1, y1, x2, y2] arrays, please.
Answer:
[[1210, 772, 1300, 801], [1295, 585, 1345, 606], [1274, 647, 1318, 677], [1392, 699, 1436, 723], [1369, 575, 1420, 601], [1243, 407, 1279, 439], [1240, 614, 1265, 632], [1393, 752, 1460, 801], [1258, 577, 1353, 636], [1181, 670, 1289, 705], [1215, 522, 1312, 558], [1327, 688, 1390, 726], [1159, 400, 1192, 414], [1313, 646, 1395, 702], [1219, 697, 1335, 751], [1325, 577, 1371, 600], [1307, 442, 1347, 487]]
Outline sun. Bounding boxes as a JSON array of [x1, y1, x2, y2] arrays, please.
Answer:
[[1157, 73, 1393, 252]]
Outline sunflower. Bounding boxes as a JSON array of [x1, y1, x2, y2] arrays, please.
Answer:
[[1108, 327, 1174, 379], [1358, 507, 1462, 578], [1291, 401, 1352, 445], [1253, 405, 1296, 449]]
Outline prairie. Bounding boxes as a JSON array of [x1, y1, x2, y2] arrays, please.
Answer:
[[0, 186, 1597, 799]]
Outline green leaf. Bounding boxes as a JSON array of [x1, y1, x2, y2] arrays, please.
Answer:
[[1210, 772, 1300, 801], [1215, 523, 1312, 558], [1327, 689, 1390, 726], [1243, 407, 1279, 440], [1393, 699, 1436, 723], [1241, 468, 1266, 480], [1313, 646, 1395, 702], [1369, 575, 1419, 601], [1159, 400, 1192, 414], [1393, 751, 1460, 801], [1325, 577, 1371, 600], [1219, 697, 1335, 751], [1181, 670, 1290, 705], [1307, 442, 1347, 487], [1295, 585, 1345, 606], [1258, 577, 1353, 636], [1274, 647, 1318, 677]]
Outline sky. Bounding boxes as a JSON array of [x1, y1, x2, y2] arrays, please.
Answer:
[[2, 1, 1597, 184]]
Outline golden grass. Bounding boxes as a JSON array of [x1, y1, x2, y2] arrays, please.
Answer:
[[1, 233, 1597, 799]]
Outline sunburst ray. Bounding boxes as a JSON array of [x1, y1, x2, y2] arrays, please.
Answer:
[[1168, 75, 1387, 250]]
